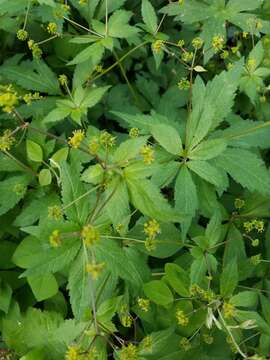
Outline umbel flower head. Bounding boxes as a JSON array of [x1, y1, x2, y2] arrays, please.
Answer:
[[81, 225, 100, 246], [68, 129, 85, 149], [0, 129, 15, 151], [65, 345, 80, 360], [0, 92, 18, 113], [119, 343, 138, 360], [140, 145, 154, 164]]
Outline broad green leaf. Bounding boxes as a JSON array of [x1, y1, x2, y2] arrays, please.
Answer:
[[26, 140, 43, 162], [230, 291, 258, 308], [220, 258, 238, 298], [189, 139, 227, 160], [205, 211, 222, 248], [214, 148, 270, 195], [126, 177, 181, 222], [0, 281, 12, 313], [143, 280, 173, 306], [68, 42, 104, 65], [68, 247, 91, 319], [151, 123, 182, 155], [28, 273, 58, 302], [108, 10, 139, 38], [38, 169, 52, 186], [61, 161, 90, 224], [81, 164, 104, 184], [227, 0, 264, 12], [165, 263, 190, 297], [260, 295, 270, 324], [80, 86, 110, 108], [236, 311, 270, 336], [175, 165, 198, 217], [43, 106, 71, 125], [188, 160, 226, 188], [142, 0, 158, 34]]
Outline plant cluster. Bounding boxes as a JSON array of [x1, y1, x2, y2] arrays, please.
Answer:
[[1, 0, 270, 359]]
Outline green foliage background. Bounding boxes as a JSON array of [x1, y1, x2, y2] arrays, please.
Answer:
[[1, 0, 270, 359]]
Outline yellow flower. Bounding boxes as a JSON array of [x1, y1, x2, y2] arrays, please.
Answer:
[[179, 337, 191, 351], [48, 205, 63, 220], [152, 40, 164, 53], [144, 219, 161, 240], [23, 92, 42, 105], [250, 254, 261, 266], [59, 74, 68, 86], [65, 345, 80, 360], [0, 92, 18, 113], [223, 302, 236, 319], [177, 39, 185, 47], [242, 31, 249, 39], [95, 65, 103, 73], [49, 229, 61, 248], [234, 198, 245, 209], [99, 131, 116, 148], [27, 40, 42, 59], [220, 50, 229, 59], [0, 129, 15, 151], [247, 58, 256, 72], [88, 137, 100, 155], [81, 225, 100, 246], [68, 130, 85, 149], [145, 237, 157, 252], [181, 51, 193, 62], [178, 78, 190, 90], [203, 334, 214, 344], [176, 310, 189, 326], [47, 22, 58, 35], [119, 344, 138, 360], [192, 37, 203, 49], [212, 35, 225, 52], [137, 298, 150, 312], [121, 314, 133, 328], [129, 128, 139, 138], [85, 262, 105, 280], [140, 145, 154, 164], [17, 29, 28, 41]]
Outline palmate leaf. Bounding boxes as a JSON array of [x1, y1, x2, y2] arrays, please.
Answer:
[[213, 148, 270, 195]]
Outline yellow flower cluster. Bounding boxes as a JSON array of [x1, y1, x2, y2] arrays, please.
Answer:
[[23, 92, 42, 105], [250, 254, 261, 266], [0, 92, 18, 113], [177, 39, 185, 47], [17, 29, 28, 41], [247, 58, 256, 72], [68, 130, 85, 149], [65, 345, 80, 360], [212, 35, 225, 52], [0, 129, 15, 151], [144, 219, 160, 239], [129, 128, 139, 138], [28, 40, 42, 59], [85, 262, 105, 280], [100, 131, 116, 148], [223, 302, 236, 319], [234, 198, 245, 209], [179, 337, 191, 351], [95, 65, 103, 73], [47, 22, 58, 35], [137, 298, 150, 312], [59, 74, 68, 86], [140, 145, 154, 164], [243, 219, 264, 233], [119, 304, 133, 327], [178, 78, 190, 90], [119, 344, 138, 360], [141, 335, 153, 351], [181, 51, 193, 62], [49, 229, 61, 248], [189, 284, 215, 302], [176, 310, 189, 326], [192, 37, 203, 49], [203, 334, 214, 345], [88, 137, 100, 155], [152, 40, 164, 53], [81, 225, 100, 246], [48, 205, 63, 221]]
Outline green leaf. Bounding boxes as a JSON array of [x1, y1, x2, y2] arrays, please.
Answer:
[[142, 0, 158, 34], [230, 291, 258, 308], [26, 140, 43, 162], [188, 160, 227, 188], [28, 273, 58, 302], [151, 123, 182, 155], [227, 0, 264, 12], [38, 169, 52, 186], [236, 310, 270, 336], [108, 10, 139, 38], [68, 41, 104, 65], [175, 165, 198, 217], [214, 148, 270, 195], [68, 247, 91, 319], [126, 177, 181, 222], [43, 106, 71, 125], [143, 280, 173, 306], [165, 263, 190, 297], [189, 139, 227, 160], [0, 59, 60, 95], [80, 85, 110, 108], [61, 161, 90, 224], [205, 211, 222, 248], [220, 258, 238, 298], [0, 281, 12, 313]]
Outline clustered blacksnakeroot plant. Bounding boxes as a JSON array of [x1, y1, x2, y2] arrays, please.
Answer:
[[2, 1, 270, 360]]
